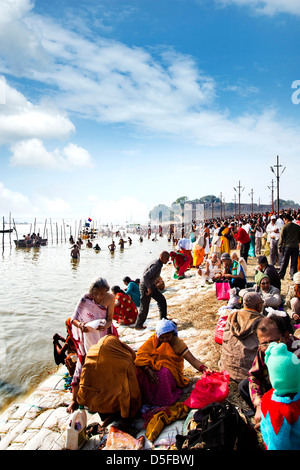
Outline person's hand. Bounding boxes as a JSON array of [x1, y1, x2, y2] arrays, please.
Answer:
[[146, 288, 152, 296], [79, 322, 89, 333], [146, 368, 159, 384], [293, 313, 300, 322], [254, 405, 261, 429]]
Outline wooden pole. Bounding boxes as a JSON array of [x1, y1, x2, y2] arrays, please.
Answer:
[[2, 216, 4, 254]]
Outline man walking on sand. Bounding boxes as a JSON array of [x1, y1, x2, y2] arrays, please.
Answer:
[[134, 251, 170, 330]]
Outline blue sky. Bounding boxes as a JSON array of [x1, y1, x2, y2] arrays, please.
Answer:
[[0, 0, 300, 224]]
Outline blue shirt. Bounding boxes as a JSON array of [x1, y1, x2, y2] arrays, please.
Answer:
[[125, 281, 140, 307]]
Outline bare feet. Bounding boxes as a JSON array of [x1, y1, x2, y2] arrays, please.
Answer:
[[66, 399, 78, 414]]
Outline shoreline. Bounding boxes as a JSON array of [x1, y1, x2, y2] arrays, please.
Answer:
[[0, 254, 294, 450]]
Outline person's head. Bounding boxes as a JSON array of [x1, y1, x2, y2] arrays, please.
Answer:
[[243, 292, 264, 313], [254, 315, 292, 352], [221, 252, 232, 267], [259, 274, 271, 293], [111, 285, 123, 295], [257, 255, 268, 268], [270, 215, 276, 224], [283, 213, 293, 223], [156, 318, 178, 343], [89, 277, 110, 303], [122, 276, 131, 286], [160, 251, 170, 264], [265, 342, 300, 397], [231, 252, 238, 261]]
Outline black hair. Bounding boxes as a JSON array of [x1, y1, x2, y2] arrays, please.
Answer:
[[254, 314, 294, 336]]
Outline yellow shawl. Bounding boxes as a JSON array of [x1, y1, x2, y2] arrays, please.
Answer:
[[135, 334, 189, 388]]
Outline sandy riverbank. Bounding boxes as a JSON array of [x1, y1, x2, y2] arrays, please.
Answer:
[[0, 254, 294, 450]]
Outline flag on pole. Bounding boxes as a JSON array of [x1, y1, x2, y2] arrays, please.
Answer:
[[88, 217, 92, 222]]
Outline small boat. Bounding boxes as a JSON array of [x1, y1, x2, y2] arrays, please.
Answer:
[[0, 228, 14, 234], [14, 239, 48, 248]]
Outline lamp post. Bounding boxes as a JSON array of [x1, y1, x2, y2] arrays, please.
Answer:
[[234, 181, 244, 221], [270, 155, 286, 215]]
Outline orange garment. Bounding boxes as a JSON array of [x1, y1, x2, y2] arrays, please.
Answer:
[[77, 335, 141, 419], [193, 245, 205, 267], [146, 402, 189, 442], [135, 334, 189, 388]]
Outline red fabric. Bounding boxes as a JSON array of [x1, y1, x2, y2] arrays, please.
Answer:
[[184, 371, 230, 409], [232, 227, 250, 244]]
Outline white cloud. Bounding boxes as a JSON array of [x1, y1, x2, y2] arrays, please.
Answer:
[[0, 181, 36, 214], [10, 139, 93, 169], [214, 0, 300, 16], [0, 1, 300, 164], [0, 76, 75, 144]]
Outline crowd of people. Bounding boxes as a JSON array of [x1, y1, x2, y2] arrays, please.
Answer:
[[53, 209, 300, 450]]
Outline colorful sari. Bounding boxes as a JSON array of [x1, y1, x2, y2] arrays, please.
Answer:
[[113, 292, 138, 325], [170, 251, 191, 279], [71, 294, 111, 386], [249, 228, 256, 257], [220, 227, 231, 254]]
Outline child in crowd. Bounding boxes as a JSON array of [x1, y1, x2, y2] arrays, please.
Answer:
[[260, 342, 300, 450]]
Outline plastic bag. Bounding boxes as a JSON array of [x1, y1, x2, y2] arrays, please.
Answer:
[[183, 371, 230, 409], [214, 314, 228, 345], [216, 281, 231, 301], [104, 426, 145, 450]]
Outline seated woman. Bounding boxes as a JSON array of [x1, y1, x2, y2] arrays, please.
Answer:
[[135, 319, 208, 407], [77, 335, 141, 430], [111, 285, 138, 326], [239, 273, 282, 313], [67, 277, 115, 413], [53, 317, 77, 376], [197, 252, 221, 284], [123, 276, 140, 307], [286, 271, 300, 324], [214, 252, 247, 289]]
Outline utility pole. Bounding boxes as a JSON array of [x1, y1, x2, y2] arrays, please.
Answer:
[[234, 181, 244, 221], [220, 192, 223, 219], [249, 189, 254, 216], [270, 155, 286, 215], [268, 179, 275, 213]]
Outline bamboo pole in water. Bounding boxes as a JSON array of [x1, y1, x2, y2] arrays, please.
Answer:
[[9, 212, 12, 250], [50, 219, 53, 244], [2, 216, 4, 254], [13, 218, 18, 242], [43, 219, 47, 239]]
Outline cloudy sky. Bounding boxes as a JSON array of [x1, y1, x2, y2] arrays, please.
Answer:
[[0, 0, 300, 224]]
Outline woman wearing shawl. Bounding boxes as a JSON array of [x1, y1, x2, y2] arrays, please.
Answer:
[[135, 319, 208, 406], [77, 335, 141, 429], [111, 285, 138, 325], [67, 277, 115, 413]]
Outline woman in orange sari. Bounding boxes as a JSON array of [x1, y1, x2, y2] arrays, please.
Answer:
[[112, 286, 138, 325], [135, 319, 208, 406]]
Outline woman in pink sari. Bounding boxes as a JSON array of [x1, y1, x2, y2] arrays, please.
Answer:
[[67, 277, 115, 413]]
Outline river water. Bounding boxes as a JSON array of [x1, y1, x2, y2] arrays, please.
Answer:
[[0, 223, 171, 410]]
